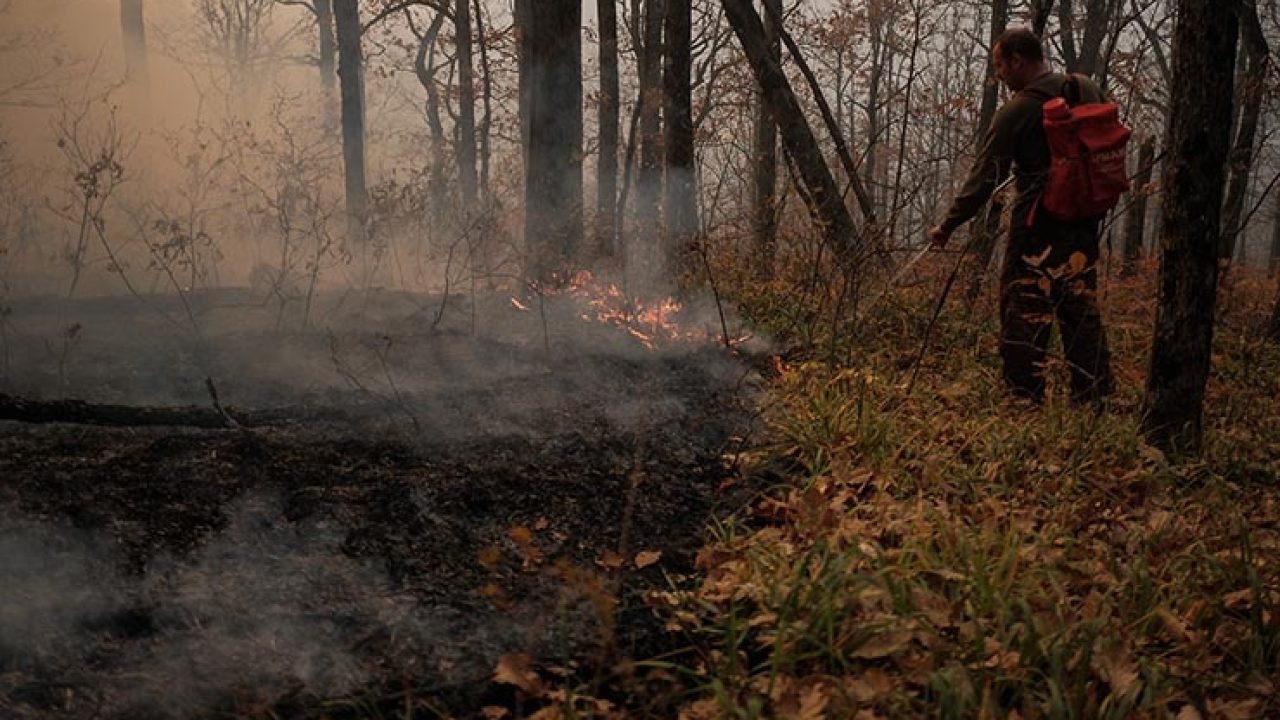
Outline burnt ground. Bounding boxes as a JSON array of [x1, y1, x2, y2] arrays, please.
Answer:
[[0, 288, 767, 718]]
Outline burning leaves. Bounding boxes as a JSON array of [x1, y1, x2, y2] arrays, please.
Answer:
[[510, 270, 744, 350]]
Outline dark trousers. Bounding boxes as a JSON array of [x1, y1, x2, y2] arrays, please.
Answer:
[[999, 219, 1114, 403]]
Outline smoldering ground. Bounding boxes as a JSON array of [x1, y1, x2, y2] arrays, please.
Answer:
[[0, 283, 764, 718]]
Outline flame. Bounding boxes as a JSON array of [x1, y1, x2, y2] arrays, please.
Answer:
[[513, 270, 718, 349]]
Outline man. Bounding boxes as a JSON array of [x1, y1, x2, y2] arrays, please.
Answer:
[[928, 28, 1113, 405]]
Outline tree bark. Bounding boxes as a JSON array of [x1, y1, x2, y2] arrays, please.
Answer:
[[1059, 0, 1118, 77], [597, 0, 620, 258], [634, 0, 665, 284], [751, 0, 781, 281], [1141, 0, 1239, 452], [120, 0, 148, 86], [1269, 275, 1280, 342], [515, 0, 532, 165], [473, 0, 493, 199], [1121, 134, 1156, 276], [1030, 0, 1055, 36], [1271, 185, 1280, 275], [334, 0, 367, 243], [411, 9, 449, 224], [316, 0, 336, 93], [1219, 0, 1268, 261], [721, 0, 860, 268], [964, 0, 1009, 301], [454, 0, 479, 210], [521, 0, 583, 282], [663, 0, 697, 283]]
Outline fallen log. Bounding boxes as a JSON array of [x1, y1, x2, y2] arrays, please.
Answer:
[[0, 392, 338, 429]]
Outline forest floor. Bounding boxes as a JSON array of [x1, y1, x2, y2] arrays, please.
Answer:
[[0, 286, 763, 719], [1, 259, 1278, 719], [614, 256, 1279, 720]]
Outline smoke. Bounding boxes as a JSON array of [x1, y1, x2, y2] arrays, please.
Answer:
[[0, 495, 414, 718]]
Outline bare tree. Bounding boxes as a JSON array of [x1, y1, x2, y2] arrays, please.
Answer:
[[963, 0, 1009, 301], [1220, 0, 1268, 260], [334, 0, 367, 243], [721, 0, 860, 269], [597, 0, 620, 258], [1121, 134, 1156, 275], [520, 0, 583, 282], [193, 0, 280, 87], [454, 0, 478, 209], [121, 0, 149, 86], [1058, 0, 1123, 78], [750, 0, 780, 280], [1142, 0, 1238, 451], [663, 0, 697, 283], [635, 0, 665, 282]]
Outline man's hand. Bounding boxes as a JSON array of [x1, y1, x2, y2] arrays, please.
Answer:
[[927, 225, 951, 249]]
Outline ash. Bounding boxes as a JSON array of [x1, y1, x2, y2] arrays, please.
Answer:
[[0, 288, 763, 718]]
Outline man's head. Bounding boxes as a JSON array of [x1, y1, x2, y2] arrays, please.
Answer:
[[993, 28, 1048, 91]]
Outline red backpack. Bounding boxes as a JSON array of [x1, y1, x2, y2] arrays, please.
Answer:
[[1026, 75, 1132, 222]]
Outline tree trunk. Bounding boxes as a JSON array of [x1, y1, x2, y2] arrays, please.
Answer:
[[521, 0, 583, 282], [1271, 185, 1280, 275], [334, 0, 367, 244], [1269, 276, 1280, 342], [1059, 0, 1117, 77], [120, 0, 148, 86], [1219, 0, 1267, 261], [597, 0, 620, 258], [721, 0, 860, 268], [316, 0, 336, 93], [663, 0, 697, 284], [473, 0, 493, 199], [1030, 0, 1055, 36], [751, 0, 781, 281], [1141, 0, 1238, 452], [454, 0, 479, 210], [515, 0, 532, 165], [1058, 0, 1079, 71], [1121, 134, 1156, 276], [864, 9, 888, 218], [634, 0, 665, 285], [412, 10, 449, 225], [963, 0, 1009, 301]]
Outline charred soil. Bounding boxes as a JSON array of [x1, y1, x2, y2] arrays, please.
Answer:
[[0, 289, 764, 718]]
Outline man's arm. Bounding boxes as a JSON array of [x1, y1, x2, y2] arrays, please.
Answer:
[[930, 104, 1018, 245]]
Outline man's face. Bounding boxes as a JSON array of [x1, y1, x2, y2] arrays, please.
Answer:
[[993, 44, 1022, 90]]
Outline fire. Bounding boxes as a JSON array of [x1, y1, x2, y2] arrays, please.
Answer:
[[510, 270, 715, 349]]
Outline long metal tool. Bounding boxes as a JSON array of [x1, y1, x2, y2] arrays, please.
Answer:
[[859, 174, 1018, 318]]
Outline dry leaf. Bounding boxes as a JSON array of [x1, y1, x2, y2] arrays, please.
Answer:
[[847, 668, 893, 702], [494, 652, 543, 695], [1022, 246, 1052, 268], [597, 550, 625, 570], [851, 631, 911, 659], [795, 683, 829, 720], [509, 525, 534, 545], [1174, 705, 1203, 720], [1205, 699, 1261, 720], [635, 550, 663, 569], [482, 707, 512, 720], [1091, 644, 1140, 697], [528, 705, 564, 720], [477, 545, 503, 570], [678, 698, 723, 720]]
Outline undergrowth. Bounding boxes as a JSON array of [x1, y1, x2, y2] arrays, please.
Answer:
[[631, 257, 1278, 719], [343, 256, 1278, 719]]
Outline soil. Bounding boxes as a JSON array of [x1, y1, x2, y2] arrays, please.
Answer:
[[0, 288, 766, 718]]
